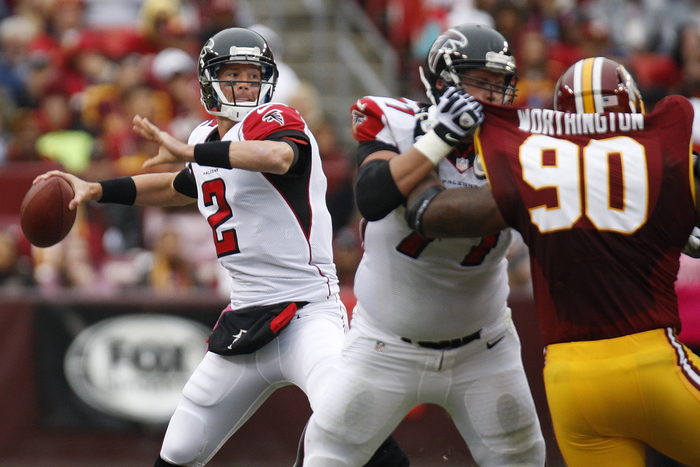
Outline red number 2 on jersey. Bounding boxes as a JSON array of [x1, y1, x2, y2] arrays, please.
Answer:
[[202, 179, 240, 257]]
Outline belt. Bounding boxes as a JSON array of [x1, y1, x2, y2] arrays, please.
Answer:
[[401, 329, 481, 350]]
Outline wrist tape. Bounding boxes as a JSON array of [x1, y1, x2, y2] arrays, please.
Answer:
[[413, 130, 453, 166]]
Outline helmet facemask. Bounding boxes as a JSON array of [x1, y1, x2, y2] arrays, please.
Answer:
[[200, 59, 277, 121]]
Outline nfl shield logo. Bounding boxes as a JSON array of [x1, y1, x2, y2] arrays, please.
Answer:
[[455, 157, 470, 172]]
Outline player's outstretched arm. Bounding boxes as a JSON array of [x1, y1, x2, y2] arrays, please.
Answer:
[[130, 172, 194, 206], [134, 115, 194, 167], [406, 178, 507, 238], [134, 115, 295, 174], [33, 171, 103, 210], [33, 171, 193, 209]]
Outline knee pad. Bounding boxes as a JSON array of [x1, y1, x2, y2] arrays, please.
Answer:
[[160, 409, 207, 466]]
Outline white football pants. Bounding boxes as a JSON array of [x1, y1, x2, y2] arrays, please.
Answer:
[[159, 295, 348, 467], [303, 305, 546, 467]]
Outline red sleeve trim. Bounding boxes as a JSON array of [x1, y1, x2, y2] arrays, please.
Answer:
[[351, 97, 387, 142], [282, 136, 309, 146]]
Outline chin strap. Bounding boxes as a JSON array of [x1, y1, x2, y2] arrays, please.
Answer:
[[440, 53, 460, 89], [419, 66, 437, 107]]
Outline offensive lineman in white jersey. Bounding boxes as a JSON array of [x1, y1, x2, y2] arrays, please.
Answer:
[[34, 27, 408, 467], [302, 24, 546, 467]]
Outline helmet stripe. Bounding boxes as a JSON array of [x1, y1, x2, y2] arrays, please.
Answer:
[[573, 60, 585, 113], [581, 58, 596, 113], [592, 57, 606, 113]]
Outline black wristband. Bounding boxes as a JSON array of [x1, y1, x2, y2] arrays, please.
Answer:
[[194, 141, 232, 169], [405, 185, 446, 236], [98, 177, 137, 205]]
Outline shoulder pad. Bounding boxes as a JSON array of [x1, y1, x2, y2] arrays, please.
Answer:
[[188, 119, 219, 144], [241, 104, 306, 141], [351, 97, 386, 142]]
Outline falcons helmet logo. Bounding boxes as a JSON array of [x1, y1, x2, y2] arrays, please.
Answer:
[[427, 28, 468, 75]]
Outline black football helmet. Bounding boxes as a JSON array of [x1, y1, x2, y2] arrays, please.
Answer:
[[420, 23, 518, 105], [554, 57, 644, 114], [198, 27, 279, 121]]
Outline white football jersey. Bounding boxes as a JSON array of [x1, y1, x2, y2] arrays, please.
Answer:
[[187, 103, 339, 309], [350, 96, 513, 341]]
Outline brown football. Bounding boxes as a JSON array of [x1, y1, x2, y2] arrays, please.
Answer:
[[20, 177, 77, 248]]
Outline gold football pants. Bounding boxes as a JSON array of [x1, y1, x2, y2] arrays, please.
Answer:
[[544, 328, 700, 467]]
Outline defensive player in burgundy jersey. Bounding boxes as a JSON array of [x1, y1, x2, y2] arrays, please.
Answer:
[[34, 28, 408, 467], [406, 57, 700, 467], [302, 24, 545, 467]]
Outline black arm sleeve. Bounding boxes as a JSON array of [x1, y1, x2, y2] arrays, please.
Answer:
[[357, 140, 399, 165], [354, 158, 405, 221], [173, 167, 198, 198]]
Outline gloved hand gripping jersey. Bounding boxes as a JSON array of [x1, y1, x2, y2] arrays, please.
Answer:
[[432, 87, 484, 143], [413, 87, 484, 165]]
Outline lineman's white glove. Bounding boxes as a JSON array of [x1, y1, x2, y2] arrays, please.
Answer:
[[433, 87, 484, 144], [413, 87, 484, 166]]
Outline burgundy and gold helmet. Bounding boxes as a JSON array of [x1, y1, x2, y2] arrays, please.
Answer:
[[554, 57, 644, 114]]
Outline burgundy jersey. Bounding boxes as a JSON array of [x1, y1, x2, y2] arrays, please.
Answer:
[[476, 95, 697, 345]]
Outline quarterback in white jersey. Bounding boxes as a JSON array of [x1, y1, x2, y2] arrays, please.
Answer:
[[186, 105, 338, 309], [35, 27, 408, 467], [303, 24, 546, 467]]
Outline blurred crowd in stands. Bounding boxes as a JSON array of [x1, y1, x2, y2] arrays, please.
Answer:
[[0, 0, 358, 297], [1, 0, 700, 342], [366, 0, 700, 115]]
